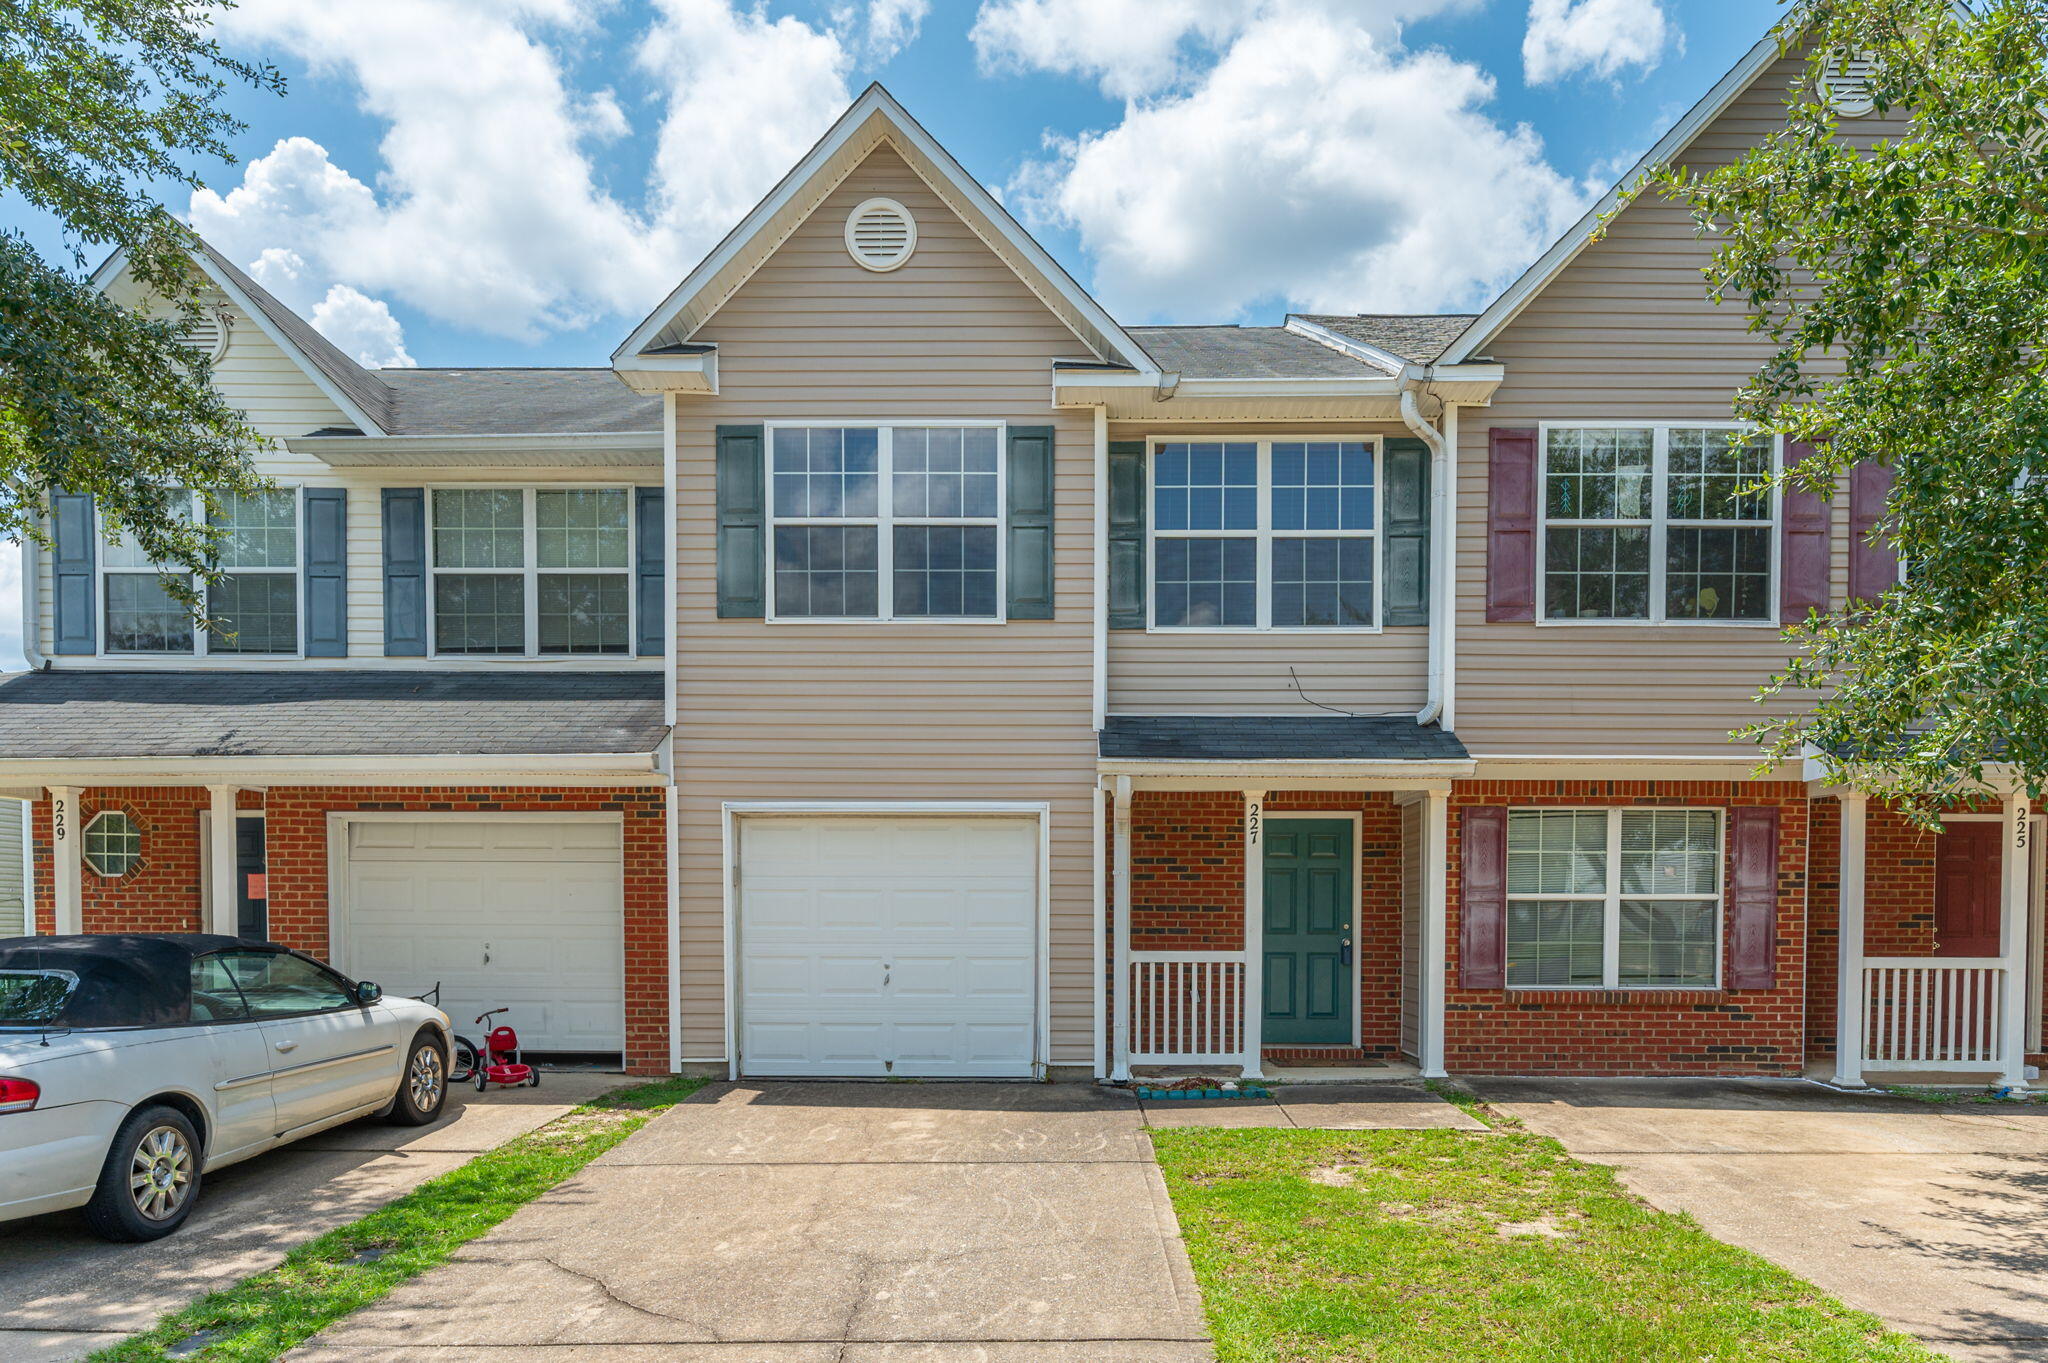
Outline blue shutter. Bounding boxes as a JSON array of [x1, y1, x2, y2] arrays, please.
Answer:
[[635, 485, 665, 655], [302, 488, 348, 657], [50, 493, 96, 654], [1005, 426, 1055, 620], [1381, 437, 1431, 627], [1107, 442, 1146, 630], [716, 426, 766, 619], [381, 488, 427, 656]]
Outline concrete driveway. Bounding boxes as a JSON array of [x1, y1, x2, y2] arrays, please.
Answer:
[[1468, 1078, 2048, 1363], [292, 1081, 1217, 1363], [0, 1071, 625, 1363]]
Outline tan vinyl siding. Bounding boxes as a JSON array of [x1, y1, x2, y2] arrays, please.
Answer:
[[1106, 419, 1429, 715], [673, 143, 1098, 1065], [39, 283, 658, 663], [1453, 52, 1907, 757]]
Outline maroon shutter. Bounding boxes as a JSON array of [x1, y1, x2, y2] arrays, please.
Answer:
[[1487, 427, 1539, 622], [1727, 806, 1780, 990], [1847, 461, 1899, 601], [1779, 441, 1831, 624], [1459, 805, 1508, 988]]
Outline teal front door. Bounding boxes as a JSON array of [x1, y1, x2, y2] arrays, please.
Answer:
[[1262, 818, 1353, 1046]]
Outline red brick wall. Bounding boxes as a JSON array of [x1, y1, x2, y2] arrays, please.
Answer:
[[31, 785, 670, 1075], [1446, 781, 1811, 1076], [1124, 789, 1406, 1058], [1805, 800, 1942, 1061]]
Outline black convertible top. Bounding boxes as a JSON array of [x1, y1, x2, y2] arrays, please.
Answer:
[[0, 934, 284, 1028]]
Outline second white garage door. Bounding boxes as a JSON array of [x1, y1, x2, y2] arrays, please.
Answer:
[[344, 819, 624, 1053], [737, 815, 1039, 1078]]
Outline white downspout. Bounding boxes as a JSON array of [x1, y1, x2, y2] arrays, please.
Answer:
[[1092, 404, 1108, 731], [1400, 376, 1448, 727], [19, 536, 44, 671]]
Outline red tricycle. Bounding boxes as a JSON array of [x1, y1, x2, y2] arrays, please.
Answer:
[[457, 1007, 540, 1091]]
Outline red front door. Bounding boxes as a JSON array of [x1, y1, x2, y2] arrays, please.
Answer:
[[1934, 820, 2003, 957]]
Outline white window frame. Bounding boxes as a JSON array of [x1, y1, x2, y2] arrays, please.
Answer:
[[1536, 421, 1782, 628], [763, 420, 1009, 625], [98, 487, 305, 659], [426, 484, 639, 659], [1503, 806, 1727, 991], [81, 809, 140, 878], [1144, 434, 1384, 634]]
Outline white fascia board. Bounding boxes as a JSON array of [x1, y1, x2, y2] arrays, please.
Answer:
[[1098, 758, 1474, 786], [286, 432, 662, 465], [1469, 755, 1795, 782], [1282, 318, 1407, 374], [1439, 28, 1787, 365], [182, 248, 390, 435], [613, 351, 717, 395], [610, 84, 1160, 377], [0, 753, 665, 786]]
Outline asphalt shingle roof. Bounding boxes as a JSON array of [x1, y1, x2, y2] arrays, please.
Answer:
[[375, 369, 661, 436], [1292, 313, 1479, 364], [0, 670, 666, 759], [1127, 326, 1388, 379], [200, 242, 399, 433], [1100, 715, 1468, 763]]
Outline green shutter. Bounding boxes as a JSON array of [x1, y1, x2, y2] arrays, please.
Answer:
[[1107, 441, 1146, 630], [716, 425, 766, 619], [1381, 436, 1431, 627], [1006, 426, 1055, 620]]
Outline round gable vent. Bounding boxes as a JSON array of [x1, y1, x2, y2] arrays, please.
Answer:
[[175, 304, 233, 362], [1821, 52, 1877, 117], [846, 197, 916, 272]]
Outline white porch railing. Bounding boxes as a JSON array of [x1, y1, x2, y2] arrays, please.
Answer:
[[1128, 952, 1247, 1066], [1860, 958, 2007, 1071]]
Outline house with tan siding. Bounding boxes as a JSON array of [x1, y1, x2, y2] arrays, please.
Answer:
[[3, 22, 2038, 1089]]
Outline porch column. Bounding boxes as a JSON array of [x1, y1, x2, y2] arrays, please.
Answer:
[[1241, 789, 1265, 1080], [1831, 792, 1868, 1088], [2001, 791, 2033, 1090], [47, 787, 79, 935], [208, 785, 239, 936], [1110, 776, 1132, 1082], [1422, 788, 1450, 1079]]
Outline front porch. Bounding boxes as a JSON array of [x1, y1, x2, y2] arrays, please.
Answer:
[[1817, 792, 2044, 1089]]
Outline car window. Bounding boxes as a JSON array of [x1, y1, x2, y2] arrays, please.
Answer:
[[218, 951, 356, 1017], [189, 955, 252, 1022], [0, 970, 78, 1025]]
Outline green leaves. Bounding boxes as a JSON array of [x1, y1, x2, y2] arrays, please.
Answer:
[[1, 1, 282, 588], [1656, 0, 2048, 821]]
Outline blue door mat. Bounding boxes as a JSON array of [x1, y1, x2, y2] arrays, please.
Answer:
[[1138, 1086, 1272, 1100]]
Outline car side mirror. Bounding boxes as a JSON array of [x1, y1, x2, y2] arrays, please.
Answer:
[[355, 981, 383, 1005]]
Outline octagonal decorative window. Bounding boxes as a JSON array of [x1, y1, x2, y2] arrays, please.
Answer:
[[83, 811, 140, 878]]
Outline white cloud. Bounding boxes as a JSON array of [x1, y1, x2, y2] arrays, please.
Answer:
[[192, 0, 857, 347], [1002, 2, 1590, 320], [970, 0, 1477, 100], [1523, 0, 1670, 85], [310, 285, 417, 368], [855, 0, 930, 60]]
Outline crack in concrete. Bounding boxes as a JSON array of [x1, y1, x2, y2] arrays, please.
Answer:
[[537, 1255, 726, 1343]]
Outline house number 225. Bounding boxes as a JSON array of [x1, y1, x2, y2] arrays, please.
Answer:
[[2016, 806, 2031, 854]]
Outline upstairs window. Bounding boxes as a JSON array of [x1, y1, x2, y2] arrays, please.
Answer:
[[1148, 438, 1378, 630], [1539, 425, 1776, 624], [101, 489, 301, 655], [430, 487, 633, 655], [768, 424, 1003, 621]]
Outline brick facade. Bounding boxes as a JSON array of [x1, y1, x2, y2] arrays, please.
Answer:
[[30, 785, 670, 1075]]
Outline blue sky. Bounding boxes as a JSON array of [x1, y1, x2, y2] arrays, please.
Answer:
[[0, 0, 1786, 666]]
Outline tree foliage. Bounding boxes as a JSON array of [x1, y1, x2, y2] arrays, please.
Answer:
[[0, 0, 281, 582], [1655, 0, 2048, 819]]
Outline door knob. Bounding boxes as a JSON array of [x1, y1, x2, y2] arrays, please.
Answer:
[[275, 1040, 298, 1053]]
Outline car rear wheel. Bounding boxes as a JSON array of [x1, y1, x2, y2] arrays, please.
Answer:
[[388, 1031, 449, 1126], [84, 1104, 202, 1242]]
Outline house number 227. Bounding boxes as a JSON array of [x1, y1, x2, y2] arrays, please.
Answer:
[[1246, 801, 1262, 845]]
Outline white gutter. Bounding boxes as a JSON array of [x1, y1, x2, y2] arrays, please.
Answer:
[[1091, 405, 1108, 730], [19, 534, 43, 671], [0, 753, 664, 784], [1399, 375, 1450, 728]]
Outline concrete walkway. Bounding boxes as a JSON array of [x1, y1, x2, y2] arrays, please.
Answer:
[[294, 1082, 1217, 1363], [0, 1072, 625, 1363], [1468, 1078, 2048, 1363]]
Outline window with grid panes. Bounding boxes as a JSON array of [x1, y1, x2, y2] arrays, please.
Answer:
[[1504, 808, 1723, 989], [431, 488, 632, 655]]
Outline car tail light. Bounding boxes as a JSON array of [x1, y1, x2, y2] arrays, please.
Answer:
[[0, 1078, 39, 1114]]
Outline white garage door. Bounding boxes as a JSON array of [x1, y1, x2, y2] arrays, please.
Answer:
[[345, 819, 624, 1053], [738, 815, 1039, 1078]]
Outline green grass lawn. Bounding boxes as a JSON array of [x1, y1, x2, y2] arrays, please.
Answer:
[[89, 1075, 707, 1363], [1152, 1123, 1941, 1363]]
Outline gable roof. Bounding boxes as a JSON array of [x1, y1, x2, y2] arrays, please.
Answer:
[[1291, 314, 1477, 365], [1439, 28, 1792, 364], [614, 83, 1159, 375]]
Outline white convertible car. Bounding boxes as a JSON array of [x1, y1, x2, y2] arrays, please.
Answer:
[[0, 934, 452, 1241]]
